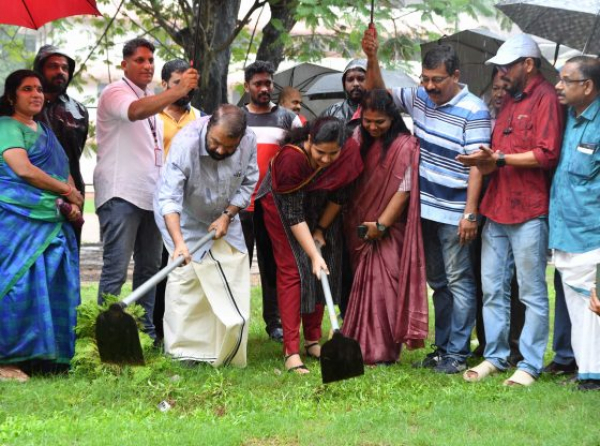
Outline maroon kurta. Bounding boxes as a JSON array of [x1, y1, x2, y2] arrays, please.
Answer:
[[341, 131, 428, 364]]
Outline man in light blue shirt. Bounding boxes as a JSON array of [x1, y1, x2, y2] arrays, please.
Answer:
[[363, 28, 491, 374], [154, 104, 258, 367], [550, 56, 600, 391]]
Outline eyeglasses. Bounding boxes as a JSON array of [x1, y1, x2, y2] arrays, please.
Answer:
[[557, 77, 589, 86], [419, 75, 450, 85]]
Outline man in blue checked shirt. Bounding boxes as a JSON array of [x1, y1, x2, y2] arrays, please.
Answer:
[[362, 26, 491, 374]]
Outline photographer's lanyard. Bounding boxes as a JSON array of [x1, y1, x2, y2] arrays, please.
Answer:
[[122, 78, 162, 167]]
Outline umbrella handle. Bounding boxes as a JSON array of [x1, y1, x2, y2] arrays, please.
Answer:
[[315, 244, 340, 331], [120, 230, 216, 308]]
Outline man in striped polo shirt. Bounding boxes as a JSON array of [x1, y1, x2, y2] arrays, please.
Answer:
[[362, 28, 491, 374], [241, 61, 303, 343]]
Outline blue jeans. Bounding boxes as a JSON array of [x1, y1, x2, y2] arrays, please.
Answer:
[[422, 219, 477, 361], [551, 269, 575, 365], [481, 218, 549, 377], [97, 198, 163, 339]]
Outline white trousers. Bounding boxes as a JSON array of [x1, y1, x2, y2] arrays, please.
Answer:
[[164, 239, 250, 367], [554, 248, 600, 380]]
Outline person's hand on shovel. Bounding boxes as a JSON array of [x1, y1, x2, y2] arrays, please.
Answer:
[[172, 240, 192, 265], [311, 238, 330, 277]]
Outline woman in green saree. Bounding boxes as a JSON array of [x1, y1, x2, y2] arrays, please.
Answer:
[[0, 70, 83, 382]]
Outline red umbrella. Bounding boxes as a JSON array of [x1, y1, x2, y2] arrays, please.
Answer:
[[1, 0, 101, 30]]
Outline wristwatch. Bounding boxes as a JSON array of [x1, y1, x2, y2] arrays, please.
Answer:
[[495, 151, 506, 167], [222, 209, 234, 222], [376, 221, 388, 233], [463, 213, 477, 223]]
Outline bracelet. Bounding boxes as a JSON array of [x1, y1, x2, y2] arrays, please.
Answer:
[[61, 184, 73, 196], [222, 209, 234, 222], [315, 224, 327, 232]]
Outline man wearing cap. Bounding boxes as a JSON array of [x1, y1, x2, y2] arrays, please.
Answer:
[[458, 34, 564, 386], [321, 59, 367, 126], [362, 30, 491, 374], [33, 45, 89, 247], [550, 56, 600, 391]]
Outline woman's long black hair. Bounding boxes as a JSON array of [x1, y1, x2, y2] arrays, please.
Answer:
[[284, 116, 347, 149], [359, 89, 410, 161]]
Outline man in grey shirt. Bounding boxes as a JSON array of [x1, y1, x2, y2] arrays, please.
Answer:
[[154, 104, 258, 367]]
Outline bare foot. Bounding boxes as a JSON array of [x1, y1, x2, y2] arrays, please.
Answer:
[[0, 365, 29, 383]]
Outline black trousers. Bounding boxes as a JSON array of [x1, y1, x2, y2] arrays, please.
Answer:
[[240, 207, 281, 333]]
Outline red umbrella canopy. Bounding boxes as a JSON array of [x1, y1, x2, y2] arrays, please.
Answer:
[[1, 0, 101, 30]]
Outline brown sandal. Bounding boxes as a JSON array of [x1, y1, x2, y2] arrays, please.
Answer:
[[0, 365, 30, 383]]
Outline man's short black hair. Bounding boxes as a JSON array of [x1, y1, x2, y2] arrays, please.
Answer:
[[567, 56, 600, 91], [422, 44, 460, 76], [161, 59, 189, 82], [123, 38, 155, 59], [244, 60, 275, 83]]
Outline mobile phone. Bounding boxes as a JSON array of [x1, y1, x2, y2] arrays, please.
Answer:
[[357, 224, 368, 239]]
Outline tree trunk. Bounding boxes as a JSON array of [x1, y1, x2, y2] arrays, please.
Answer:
[[186, 0, 242, 113], [255, 0, 298, 71]]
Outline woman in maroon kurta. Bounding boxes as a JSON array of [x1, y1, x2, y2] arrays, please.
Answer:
[[341, 89, 428, 365], [256, 117, 362, 373]]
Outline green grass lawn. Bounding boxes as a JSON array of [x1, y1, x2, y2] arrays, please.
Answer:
[[0, 277, 598, 446]]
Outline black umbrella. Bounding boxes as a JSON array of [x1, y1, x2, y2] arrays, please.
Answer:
[[496, 0, 600, 54]]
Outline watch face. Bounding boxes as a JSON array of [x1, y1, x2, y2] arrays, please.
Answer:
[[464, 213, 476, 222], [376, 223, 387, 232]]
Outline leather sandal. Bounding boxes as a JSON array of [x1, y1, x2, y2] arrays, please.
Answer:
[[284, 353, 309, 374], [463, 360, 499, 383], [304, 342, 321, 360]]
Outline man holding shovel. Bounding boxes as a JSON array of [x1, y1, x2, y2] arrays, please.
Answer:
[[154, 104, 258, 367]]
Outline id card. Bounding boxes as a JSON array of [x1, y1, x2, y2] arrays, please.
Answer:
[[154, 147, 163, 167], [577, 143, 597, 155]]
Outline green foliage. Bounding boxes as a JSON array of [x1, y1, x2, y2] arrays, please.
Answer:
[[72, 293, 155, 378], [0, 282, 598, 445]]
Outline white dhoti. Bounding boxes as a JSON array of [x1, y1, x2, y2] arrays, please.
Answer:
[[554, 248, 600, 380], [164, 239, 250, 367]]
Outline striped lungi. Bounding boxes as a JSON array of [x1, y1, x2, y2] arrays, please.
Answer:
[[163, 239, 250, 367]]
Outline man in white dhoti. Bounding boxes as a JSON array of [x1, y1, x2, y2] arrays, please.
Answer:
[[550, 56, 600, 391], [154, 104, 258, 367]]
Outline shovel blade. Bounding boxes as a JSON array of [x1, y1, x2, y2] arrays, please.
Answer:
[[95, 303, 145, 366], [320, 331, 364, 384]]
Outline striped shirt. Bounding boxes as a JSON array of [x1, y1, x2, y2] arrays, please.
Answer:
[[242, 104, 302, 211], [391, 86, 491, 225]]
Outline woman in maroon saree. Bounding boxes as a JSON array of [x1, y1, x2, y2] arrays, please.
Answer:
[[341, 89, 428, 365], [256, 117, 362, 373]]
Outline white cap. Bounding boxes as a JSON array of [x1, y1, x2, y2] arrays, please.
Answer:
[[485, 34, 541, 66]]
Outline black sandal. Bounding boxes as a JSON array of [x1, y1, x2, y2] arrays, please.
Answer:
[[284, 353, 309, 374], [304, 342, 321, 360]]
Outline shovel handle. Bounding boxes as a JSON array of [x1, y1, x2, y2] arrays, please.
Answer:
[[120, 230, 216, 307], [315, 244, 340, 331]]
